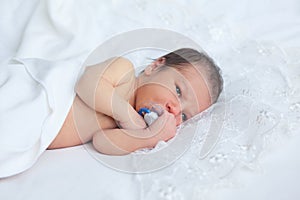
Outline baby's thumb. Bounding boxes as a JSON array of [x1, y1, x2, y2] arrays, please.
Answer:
[[147, 111, 168, 133]]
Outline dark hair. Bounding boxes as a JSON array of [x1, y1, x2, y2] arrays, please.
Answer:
[[161, 48, 223, 104]]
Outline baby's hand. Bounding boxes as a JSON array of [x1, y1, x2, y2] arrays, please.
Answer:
[[117, 105, 147, 130], [146, 111, 177, 142]]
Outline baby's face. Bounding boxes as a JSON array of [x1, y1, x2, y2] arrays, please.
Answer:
[[135, 64, 211, 125]]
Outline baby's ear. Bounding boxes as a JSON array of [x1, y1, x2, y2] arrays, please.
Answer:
[[154, 57, 166, 66], [144, 57, 166, 75]]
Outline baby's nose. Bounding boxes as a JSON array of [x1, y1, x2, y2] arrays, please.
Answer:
[[165, 102, 182, 125], [165, 101, 181, 116]]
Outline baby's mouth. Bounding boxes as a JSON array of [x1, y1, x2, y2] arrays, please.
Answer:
[[140, 103, 164, 115], [136, 101, 164, 115], [149, 104, 164, 116]]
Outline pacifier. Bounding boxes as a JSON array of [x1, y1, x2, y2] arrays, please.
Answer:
[[138, 106, 161, 126]]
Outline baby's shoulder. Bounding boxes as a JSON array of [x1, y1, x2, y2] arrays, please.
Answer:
[[106, 57, 134, 73], [84, 57, 135, 85], [104, 57, 135, 84]]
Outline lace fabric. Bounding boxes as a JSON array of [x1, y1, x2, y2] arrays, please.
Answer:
[[128, 17, 300, 200]]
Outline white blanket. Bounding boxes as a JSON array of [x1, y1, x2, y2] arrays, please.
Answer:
[[0, 0, 114, 177], [0, 57, 84, 177]]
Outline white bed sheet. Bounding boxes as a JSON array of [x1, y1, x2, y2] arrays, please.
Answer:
[[0, 0, 299, 200]]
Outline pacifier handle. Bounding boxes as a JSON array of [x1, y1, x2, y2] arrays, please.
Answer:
[[138, 108, 151, 116], [138, 107, 159, 126]]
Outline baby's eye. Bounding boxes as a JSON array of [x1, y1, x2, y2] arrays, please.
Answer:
[[181, 113, 187, 121], [176, 85, 182, 97]]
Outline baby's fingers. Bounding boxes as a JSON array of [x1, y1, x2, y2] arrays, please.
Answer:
[[148, 112, 176, 140], [148, 111, 167, 133], [118, 105, 147, 130]]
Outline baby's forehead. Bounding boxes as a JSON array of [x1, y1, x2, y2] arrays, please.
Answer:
[[174, 63, 206, 80]]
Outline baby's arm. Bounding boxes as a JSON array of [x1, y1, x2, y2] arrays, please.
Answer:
[[93, 111, 177, 155], [76, 57, 146, 129]]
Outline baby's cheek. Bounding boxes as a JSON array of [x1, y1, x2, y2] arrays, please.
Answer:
[[175, 114, 182, 126]]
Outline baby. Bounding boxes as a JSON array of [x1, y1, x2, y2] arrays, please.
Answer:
[[47, 48, 223, 155]]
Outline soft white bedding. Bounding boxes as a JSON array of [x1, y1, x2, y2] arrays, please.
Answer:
[[0, 0, 299, 199]]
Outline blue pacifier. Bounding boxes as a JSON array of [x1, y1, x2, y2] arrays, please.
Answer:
[[138, 107, 159, 126], [138, 107, 151, 116]]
